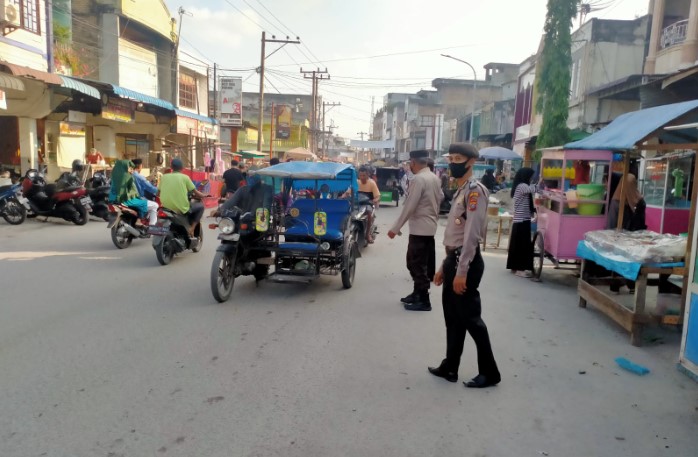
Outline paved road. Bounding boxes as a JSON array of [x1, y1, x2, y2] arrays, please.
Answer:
[[0, 209, 696, 457]]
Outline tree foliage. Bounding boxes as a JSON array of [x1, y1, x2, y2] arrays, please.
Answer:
[[535, 0, 579, 152]]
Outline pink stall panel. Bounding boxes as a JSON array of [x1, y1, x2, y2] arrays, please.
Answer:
[[539, 206, 607, 260], [646, 206, 690, 235]]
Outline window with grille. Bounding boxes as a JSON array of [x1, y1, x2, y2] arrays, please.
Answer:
[[9, 0, 41, 34], [179, 73, 197, 109]]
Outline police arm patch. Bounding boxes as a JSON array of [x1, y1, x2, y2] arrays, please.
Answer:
[[467, 191, 479, 211]]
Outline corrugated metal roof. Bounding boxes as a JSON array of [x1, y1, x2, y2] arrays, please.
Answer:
[[175, 108, 218, 124], [111, 85, 175, 110], [0, 73, 25, 91], [564, 100, 698, 150], [0, 61, 62, 84], [59, 76, 100, 99]]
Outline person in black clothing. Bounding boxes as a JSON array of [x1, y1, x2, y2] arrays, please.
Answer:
[[223, 160, 244, 198], [480, 168, 498, 192]]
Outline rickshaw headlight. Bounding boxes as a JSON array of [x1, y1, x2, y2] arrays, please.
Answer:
[[320, 242, 330, 251], [218, 218, 235, 234]]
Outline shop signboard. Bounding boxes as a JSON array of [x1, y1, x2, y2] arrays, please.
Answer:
[[198, 122, 219, 139], [219, 77, 242, 127], [102, 97, 135, 123], [177, 116, 198, 135], [275, 105, 292, 140], [59, 121, 86, 137], [0, 89, 6, 110]]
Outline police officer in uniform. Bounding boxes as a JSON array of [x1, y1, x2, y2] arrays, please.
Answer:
[[429, 143, 501, 388]]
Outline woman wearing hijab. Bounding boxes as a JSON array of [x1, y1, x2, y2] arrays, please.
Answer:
[[109, 160, 152, 225], [506, 167, 539, 278], [607, 173, 646, 231], [606, 174, 647, 294]]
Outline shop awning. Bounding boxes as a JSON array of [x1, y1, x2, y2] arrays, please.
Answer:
[[110, 85, 175, 111], [58, 76, 100, 99], [564, 100, 698, 150], [0, 73, 25, 91], [239, 150, 268, 159], [0, 61, 63, 84], [175, 108, 218, 125]]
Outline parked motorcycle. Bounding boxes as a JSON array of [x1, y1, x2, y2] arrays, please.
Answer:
[[87, 171, 111, 221], [0, 182, 29, 225], [353, 191, 378, 248], [150, 205, 204, 265], [22, 169, 91, 225], [106, 203, 150, 249], [210, 207, 272, 303]]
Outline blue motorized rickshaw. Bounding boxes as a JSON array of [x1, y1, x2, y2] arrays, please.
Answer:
[[209, 162, 360, 300]]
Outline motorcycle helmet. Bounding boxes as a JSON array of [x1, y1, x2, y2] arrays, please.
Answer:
[[72, 159, 85, 173], [92, 171, 109, 187]]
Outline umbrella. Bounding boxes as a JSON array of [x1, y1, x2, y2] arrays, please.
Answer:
[[478, 146, 522, 161], [284, 147, 318, 161]]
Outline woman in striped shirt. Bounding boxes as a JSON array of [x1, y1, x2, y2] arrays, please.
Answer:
[[506, 168, 539, 278]]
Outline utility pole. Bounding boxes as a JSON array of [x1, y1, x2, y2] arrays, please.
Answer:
[[212, 63, 217, 118], [357, 131, 369, 165], [322, 101, 340, 159], [301, 68, 330, 154], [257, 32, 301, 152]]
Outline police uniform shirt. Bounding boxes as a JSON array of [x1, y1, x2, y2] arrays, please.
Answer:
[[443, 180, 489, 277], [389, 167, 443, 237]]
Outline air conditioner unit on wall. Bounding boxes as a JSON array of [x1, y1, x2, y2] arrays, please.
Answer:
[[0, 0, 20, 28]]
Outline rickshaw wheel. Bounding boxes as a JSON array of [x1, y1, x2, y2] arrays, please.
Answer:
[[532, 231, 544, 282], [341, 245, 357, 289]]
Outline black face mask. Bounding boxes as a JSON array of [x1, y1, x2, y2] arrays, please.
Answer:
[[449, 162, 470, 179]]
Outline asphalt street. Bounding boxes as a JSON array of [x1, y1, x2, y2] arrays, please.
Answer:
[[0, 208, 697, 457]]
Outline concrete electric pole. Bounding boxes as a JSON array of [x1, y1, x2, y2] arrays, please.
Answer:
[[301, 68, 330, 154], [322, 101, 340, 158], [257, 32, 301, 152]]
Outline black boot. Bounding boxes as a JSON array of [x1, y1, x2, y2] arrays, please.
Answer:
[[400, 289, 417, 304], [404, 291, 431, 311]]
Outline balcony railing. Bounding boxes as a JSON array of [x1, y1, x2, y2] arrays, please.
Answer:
[[661, 19, 689, 50]]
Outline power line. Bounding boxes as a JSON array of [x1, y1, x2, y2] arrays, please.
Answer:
[[221, 0, 266, 31]]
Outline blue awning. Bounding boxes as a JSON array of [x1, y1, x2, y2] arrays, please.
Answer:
[[111, 85, 175, 111], [175, 108, 218, 125], [565, 100, 698, 150], [256, 162, 355, 180], [59, 76, 100, 99]]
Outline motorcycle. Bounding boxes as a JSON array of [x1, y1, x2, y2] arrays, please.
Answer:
[[106, 203, 151, 249], [149, 202, 205, 265], [22, 169, 91, 225], [87, 172, 111, 221], [0, 182, 29, 225], [209, 207, 273, 303], [353, 191, 378, 248]]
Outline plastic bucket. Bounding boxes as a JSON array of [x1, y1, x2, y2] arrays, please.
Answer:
[[576, 184, 605, 216]]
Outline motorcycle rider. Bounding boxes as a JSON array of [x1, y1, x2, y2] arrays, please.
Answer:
[[158, 158, 208, 234], [109, 160, 156, 225], [358, 166, 380, 243], [131, 158, 159, 224]]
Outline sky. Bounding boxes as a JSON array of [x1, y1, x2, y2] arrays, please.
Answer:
[[163, 0, 649, 139]]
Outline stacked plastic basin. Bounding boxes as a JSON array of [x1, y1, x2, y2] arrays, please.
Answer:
[[576, 184, 605, 215]]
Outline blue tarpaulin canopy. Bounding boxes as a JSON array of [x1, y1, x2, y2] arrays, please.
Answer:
[[565, 100, 698, 150], [479, 146, 523, 161], [255, 162, 355, 180], [110, 85, 175, 111]]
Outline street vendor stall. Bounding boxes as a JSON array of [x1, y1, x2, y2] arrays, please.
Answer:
[[532, 148, 615, 280], [564, 100, 698, 347]]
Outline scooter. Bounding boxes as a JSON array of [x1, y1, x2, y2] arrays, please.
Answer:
[[106, 203, 151, 249], [21, 169, 91, 225], [0, 182, 29, 225], [353, 191, 378, 248], [87, 172, 111, 221], [150, 201, 204, 265]]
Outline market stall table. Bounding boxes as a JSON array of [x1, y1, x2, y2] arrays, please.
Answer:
[[576, 240, 686, 346], [482, 213, 513, 251]]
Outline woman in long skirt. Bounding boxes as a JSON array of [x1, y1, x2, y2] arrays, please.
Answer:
[[506, 168, 539, 278]]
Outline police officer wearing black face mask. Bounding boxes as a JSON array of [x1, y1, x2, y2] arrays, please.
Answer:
[[428, 142, 501, 389]]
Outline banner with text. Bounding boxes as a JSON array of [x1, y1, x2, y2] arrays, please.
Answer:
[[219, 77, 242, 127]]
